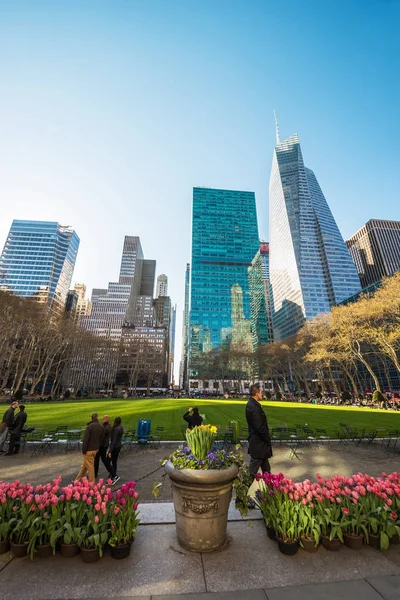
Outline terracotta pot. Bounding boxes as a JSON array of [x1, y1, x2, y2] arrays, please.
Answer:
[[265, 525, 276, 541], [321, 535, 341, 551], [344, 533, 364, 550], [80, 547, 100, 563], [10, 541, 28, 558], [0, 540, 10, 554], [277, 538, 298, 555], [368, 534, 381, 550], [60, 543, 80, 558], [165, 460, 238, 553], [300, 537, 319, 553], [110, 542, 132, 559], [36, 544, 52, 559]]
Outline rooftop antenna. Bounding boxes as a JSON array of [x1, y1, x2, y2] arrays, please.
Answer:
[[274, 109, 280, 144]]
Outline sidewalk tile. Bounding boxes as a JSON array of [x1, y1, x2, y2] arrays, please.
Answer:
[[0, 553, 13, 573], [0, 525, 206, 600], [201, 521, 400, 592], [155, 590, 267, 600], [265, 579, 382, 599], [366, 575, 400, 600]]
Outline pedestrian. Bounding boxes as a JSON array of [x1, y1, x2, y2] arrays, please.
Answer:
[[94, 415, 113, 480], [76, 413, 104, 483], [108, 417, 123, 484], [5, 405, 27, 455], [245, 383, 272, 480], [0, 401, 18, 453], [183, 407, 203, 429]]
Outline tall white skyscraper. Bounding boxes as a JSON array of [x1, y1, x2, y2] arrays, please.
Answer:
[[269, 131, 361, 340], [156, 274, 168, 297]]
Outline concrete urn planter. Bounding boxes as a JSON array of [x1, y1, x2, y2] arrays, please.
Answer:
[[165, 460, 239, 553]]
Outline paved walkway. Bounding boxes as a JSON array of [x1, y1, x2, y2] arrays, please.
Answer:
[[1, 503, 400, 600]]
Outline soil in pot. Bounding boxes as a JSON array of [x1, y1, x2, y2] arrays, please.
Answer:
[[110, 543, 132, 560], [300, 537, 319, 553], [36, 544, 52, 559], [0, 540, 10, 554], [344, 533, 364, 550], [10, 541, 28, 558], [321, 536, 341, 551], [60, 543, 80, 558], [368, 534, 381, 550], [277, 539, 298, 556], [80, 547, 100, 563]]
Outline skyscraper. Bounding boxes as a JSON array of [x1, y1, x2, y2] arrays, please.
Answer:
[[269, 132, 361, 340], [179, 263, 190, 390], [248, 242, 274, 349], [0, 220, 80, 314], [189, 188, 259, 379], [156, 274, 168, 298], [346, 219, 400, 288]]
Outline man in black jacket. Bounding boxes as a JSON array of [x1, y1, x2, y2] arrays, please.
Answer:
[[5, 405, 27, 455], [94, 415, 113, 479], [0, 401, 18, 453], [76, 413, 104, 483], [245, 383, 272, 479]]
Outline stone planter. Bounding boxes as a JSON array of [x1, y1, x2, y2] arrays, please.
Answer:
[[165, 460, 238, 553]]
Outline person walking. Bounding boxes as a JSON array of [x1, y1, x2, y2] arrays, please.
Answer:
[[76, 413, 104, 483], [108, 417, 123, 484], [0, 401, 18, 453], [245, 383, 272, 480], [5, 405, 27, 455], [94, 415, 113, 479], [183, 407, 203, 429]]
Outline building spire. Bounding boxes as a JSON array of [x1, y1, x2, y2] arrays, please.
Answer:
[[274, 110, 280, 144]]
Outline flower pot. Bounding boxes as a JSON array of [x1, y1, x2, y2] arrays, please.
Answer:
[[60, 543, 80, 558], [368, 534, 381, 550], [10, 541, 28, 558], [344, 533, 364, 550], [321, 535, 341, 551], [110, 542, 132, 560], [0, 540, 10, 554], [300, 537, 319, 553], [36, 544, 52, 559], [165, 460, 239, 553], [277, 538, 298, 556], [265, 525, 276, 541], [391, 533, 400, 545], [80, 547, 100, 563]]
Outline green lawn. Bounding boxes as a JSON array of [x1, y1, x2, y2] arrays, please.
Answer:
[[22, 398, 400, 439]]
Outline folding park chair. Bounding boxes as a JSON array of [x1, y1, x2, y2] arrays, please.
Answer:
[[286, 428, 300, 460], [302, 426, 318, 448], [315, 428, 330, 444], [136, 419, 151, 451], [149, 426, 164, 448], [240, 426, 249, 449], [31, 432, 53, 456], [386, 430, 400, 451]]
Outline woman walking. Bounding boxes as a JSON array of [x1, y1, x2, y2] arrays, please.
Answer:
[[109, 417, 124, 485]]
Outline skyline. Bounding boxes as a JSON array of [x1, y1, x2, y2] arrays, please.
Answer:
[[1, 0, 399, 379]]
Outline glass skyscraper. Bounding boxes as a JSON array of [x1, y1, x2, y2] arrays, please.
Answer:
[[269, 134, 361, 340], [248, 242, 274, 349], [189, 187, 259, 376], [0, 220, 80, 313]]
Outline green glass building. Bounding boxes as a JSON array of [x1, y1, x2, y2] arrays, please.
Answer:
[[189, 187, 259, 377]]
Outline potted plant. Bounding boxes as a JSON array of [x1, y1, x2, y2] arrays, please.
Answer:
[[273, 488, 300, 555], [50, 483, 89, 558], [157, 424, 248, 552], [0, 482, 14, 554], [298, 500, 321, 553], [316, 502, 346, 551], [254, 472, 285, 540], [27, 479, 61, 559], [108, 482, 140, 559], [9, 484, 37, 558], [75, 480, 111, 563]]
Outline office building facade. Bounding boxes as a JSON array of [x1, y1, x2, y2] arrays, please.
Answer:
[[179, 263, 190, 390], [346, 219, 400, 288], [189, 188, 259, 379], [156, 274, 168, 298], [248, 241, 274, 349], [269, 134, 361, 340], [0, 220, 80, 314]]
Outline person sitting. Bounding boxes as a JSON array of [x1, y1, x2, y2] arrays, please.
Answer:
[[183, 407, 203, 429]]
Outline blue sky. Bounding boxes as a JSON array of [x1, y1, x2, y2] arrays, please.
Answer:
[[1, 0, 399, 377]]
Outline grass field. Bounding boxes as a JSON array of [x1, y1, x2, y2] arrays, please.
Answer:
[[21, 398, 400, 439]]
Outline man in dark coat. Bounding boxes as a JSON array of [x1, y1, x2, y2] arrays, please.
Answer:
[[5, 405, 27, 455], [245, 383, 272, 479], [76, 413, 104, 483], [0, 400, 18, 453]]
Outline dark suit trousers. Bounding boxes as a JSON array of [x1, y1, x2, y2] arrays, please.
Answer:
[[249, 456, 271, 479]]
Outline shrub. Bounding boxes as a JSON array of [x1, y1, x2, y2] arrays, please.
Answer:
[[372, 390, 385, 403]]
